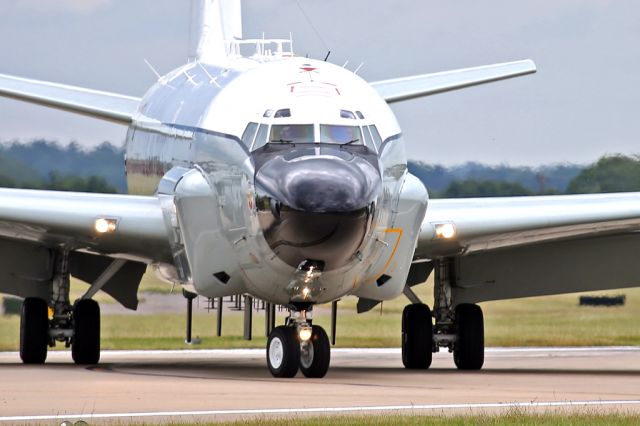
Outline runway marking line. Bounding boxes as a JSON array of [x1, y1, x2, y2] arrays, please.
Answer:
[[2, 400, 640, 422], [0, 346, 638, 358]]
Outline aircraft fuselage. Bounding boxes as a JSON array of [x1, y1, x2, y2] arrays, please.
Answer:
[[124, 54, 428, 306]]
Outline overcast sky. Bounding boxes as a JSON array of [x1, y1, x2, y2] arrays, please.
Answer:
[[0, 0, 639, 166]]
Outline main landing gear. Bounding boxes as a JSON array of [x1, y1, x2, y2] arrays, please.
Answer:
[[19, 249, 101, 365], [402, 259, 485, 370], [266, 306, 331, 378]]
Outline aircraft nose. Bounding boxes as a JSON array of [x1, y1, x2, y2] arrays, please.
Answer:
[[254, 154, 381, 270], [255, 155, 381, 213]]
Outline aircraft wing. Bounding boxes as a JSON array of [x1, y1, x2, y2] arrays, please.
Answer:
[[0, 188, 169, 261], [0, 188, 171, 307], [0, 72, 140, 124], [415, 192, 640, 303], [371, 60, 536, 103]]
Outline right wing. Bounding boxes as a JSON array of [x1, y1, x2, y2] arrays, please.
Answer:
[[370, 60, 536, 103], [0, 72, 140, 124]]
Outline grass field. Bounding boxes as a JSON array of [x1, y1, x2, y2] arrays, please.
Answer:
[[0, 270, 639, 351], [128, 412, 640, 426], [231, 413, 640, 426]]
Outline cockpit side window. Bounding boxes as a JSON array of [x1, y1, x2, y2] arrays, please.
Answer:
[[362, 126, 376, 152], [270, 124, 314, 143], [252, 124, 270, 150], [241, 122, 259, 148], [319, 125, 363, 145], [368, 125, 383, 150]]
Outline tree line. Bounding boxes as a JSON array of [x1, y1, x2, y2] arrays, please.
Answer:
[[0, 140, 639, 197], [410, 155, 640, 198]]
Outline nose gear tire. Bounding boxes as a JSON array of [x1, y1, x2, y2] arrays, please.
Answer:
[[267, 326, 300, 378], [300, 325, 330, 378]]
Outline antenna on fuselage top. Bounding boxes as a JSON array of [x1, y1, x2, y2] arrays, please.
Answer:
[[197, 62, 222, 88], [354, 62, 364, 74], [144, 59, 162, 79], [323, 51, 331, 62], [294, 0, 329, 56], [143, 59, 174, 88]]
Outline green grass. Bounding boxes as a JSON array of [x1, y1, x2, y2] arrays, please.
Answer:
[[228, 413, 640, 426], [116, 412, 640, 426], [1, 271, 639, 350]]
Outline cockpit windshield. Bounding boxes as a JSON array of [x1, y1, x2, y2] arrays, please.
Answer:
[[246, 121, 380, 152], [270, 124, 314, 143], [320, 125, 363, 145]]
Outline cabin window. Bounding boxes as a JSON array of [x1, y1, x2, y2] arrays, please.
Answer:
[[241, 122, 259, 148], [319, 125, 363, 145], [269, 124, 314, 143]]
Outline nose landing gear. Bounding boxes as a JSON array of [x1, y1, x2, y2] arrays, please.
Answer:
[[266, 307, 331, 378], [300, 325, 331, 378]]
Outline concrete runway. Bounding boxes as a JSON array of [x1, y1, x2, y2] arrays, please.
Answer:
[[1, 347, 640, 424]]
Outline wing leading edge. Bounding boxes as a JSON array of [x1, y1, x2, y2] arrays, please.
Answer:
[[416, 192, 640, 304], [371, 60, 536, 103], [0, 188, 170, 262], [0, 73, 140, 124], [417, 192, 640, 259]]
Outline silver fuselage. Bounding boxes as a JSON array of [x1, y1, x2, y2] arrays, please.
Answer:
[[125, 57, 427, 306]]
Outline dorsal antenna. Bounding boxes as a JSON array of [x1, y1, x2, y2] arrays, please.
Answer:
[[144, 59, 162, 80], [143, 59, 174, 89], [197, 62, 222, 88]]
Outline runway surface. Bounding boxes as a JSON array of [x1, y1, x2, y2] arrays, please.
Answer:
[[1, 347, 640, 424]]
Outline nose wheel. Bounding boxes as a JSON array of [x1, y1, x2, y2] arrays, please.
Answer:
[[266, 322, 331, 378], [300, 325, 330, 378], [267, 326, 300, 378]]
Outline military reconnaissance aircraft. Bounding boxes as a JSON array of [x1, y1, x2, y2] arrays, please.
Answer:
[[0, 0, 638, 378]]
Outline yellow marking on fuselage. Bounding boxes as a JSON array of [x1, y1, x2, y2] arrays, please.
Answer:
[[367, 228, 403, 285]]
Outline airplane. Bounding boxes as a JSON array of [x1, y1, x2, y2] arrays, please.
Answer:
[[1, 0, 639, 379]]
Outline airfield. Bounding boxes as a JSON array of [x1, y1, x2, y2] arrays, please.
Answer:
[[2, 281, 640, 423], [1, 347, 640, 424]]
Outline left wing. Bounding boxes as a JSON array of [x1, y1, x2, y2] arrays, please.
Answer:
[[371, 60, 536, 103], [416, 192, 640, 303], [0, 72, 140, 124]]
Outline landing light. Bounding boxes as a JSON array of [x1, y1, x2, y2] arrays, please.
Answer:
[[434, 222, 456, 239], [94, 217, 118, 234], [298, 325, 312, 341]]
